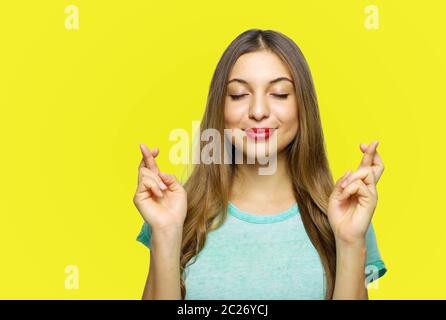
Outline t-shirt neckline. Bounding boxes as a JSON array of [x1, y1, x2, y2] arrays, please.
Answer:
[[228, 201, 299, 224]]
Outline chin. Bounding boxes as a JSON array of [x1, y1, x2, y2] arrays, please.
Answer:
[[238, 143, 282, 160]]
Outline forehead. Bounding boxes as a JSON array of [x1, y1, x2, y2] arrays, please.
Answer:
[[228, 50, 292, 85]]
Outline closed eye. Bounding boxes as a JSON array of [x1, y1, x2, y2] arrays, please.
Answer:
[[271, 93, 289, 99], [229, 94, 248, 100]]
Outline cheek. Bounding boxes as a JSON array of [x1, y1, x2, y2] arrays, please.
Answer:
[[277, 100, 298, 127], [224, 103, 244, 128], [276, 100, 298, 141]]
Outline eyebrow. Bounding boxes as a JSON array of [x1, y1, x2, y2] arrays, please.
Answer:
[[227, 77, 294, 85]]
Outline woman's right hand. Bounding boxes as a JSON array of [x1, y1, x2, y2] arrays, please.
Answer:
[[133, 143, 188, 233]]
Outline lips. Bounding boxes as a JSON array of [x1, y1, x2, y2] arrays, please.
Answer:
[[244, 128, 276, 140]]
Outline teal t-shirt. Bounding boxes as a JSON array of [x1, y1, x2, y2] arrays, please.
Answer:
[[136, 201, 387, 299]]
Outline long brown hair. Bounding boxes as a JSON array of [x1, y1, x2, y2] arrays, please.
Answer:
[[180, 29, 337, 299]]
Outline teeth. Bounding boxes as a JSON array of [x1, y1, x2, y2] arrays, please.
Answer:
[[246, 128, 274, 135]]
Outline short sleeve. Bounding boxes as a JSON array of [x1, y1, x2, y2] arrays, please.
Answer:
[[365, 223, 387, 283], [136, 222, 152, 250]]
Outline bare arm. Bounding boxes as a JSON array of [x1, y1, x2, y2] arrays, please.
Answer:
[[141, 227, 183, 300], [332, 241, 368, 300], [141, 251, 155, 299], [328, 141, 384, 300], [133, 144, 187, 300]]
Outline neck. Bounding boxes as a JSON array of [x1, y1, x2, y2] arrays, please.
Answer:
[[230, 151, 296, 210]]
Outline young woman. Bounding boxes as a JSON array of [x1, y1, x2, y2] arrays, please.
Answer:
[[133, 29, 387, 300]]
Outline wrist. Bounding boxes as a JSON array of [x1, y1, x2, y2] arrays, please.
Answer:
[[152, 225, 183, 247], [336, 238, 367, 259], [334, 231, 366, 248]]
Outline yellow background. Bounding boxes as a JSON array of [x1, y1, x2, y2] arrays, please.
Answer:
[[0, 0, 445, 299]]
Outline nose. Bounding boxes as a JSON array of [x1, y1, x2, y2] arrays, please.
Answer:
[[248, 93, 270, 121]]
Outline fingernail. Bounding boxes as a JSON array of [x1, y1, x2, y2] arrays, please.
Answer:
[[159, 182, 167, 190]]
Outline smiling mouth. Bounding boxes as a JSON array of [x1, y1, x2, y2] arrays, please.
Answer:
[[244, 128, 277, 140]]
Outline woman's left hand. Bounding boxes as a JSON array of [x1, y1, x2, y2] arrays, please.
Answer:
[[327, 141, 383, 246]]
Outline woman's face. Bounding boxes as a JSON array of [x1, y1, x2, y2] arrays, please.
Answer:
[[224, 49, 299, 161]]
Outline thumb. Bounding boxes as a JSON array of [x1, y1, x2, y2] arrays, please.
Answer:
[[332, 170, 352, 197]]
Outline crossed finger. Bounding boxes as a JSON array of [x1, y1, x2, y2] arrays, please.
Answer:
[[140, 143, 160, 174], [358, 141, 379, 168], [138, 148, 159, 170], [358, 140, 385, 182]]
